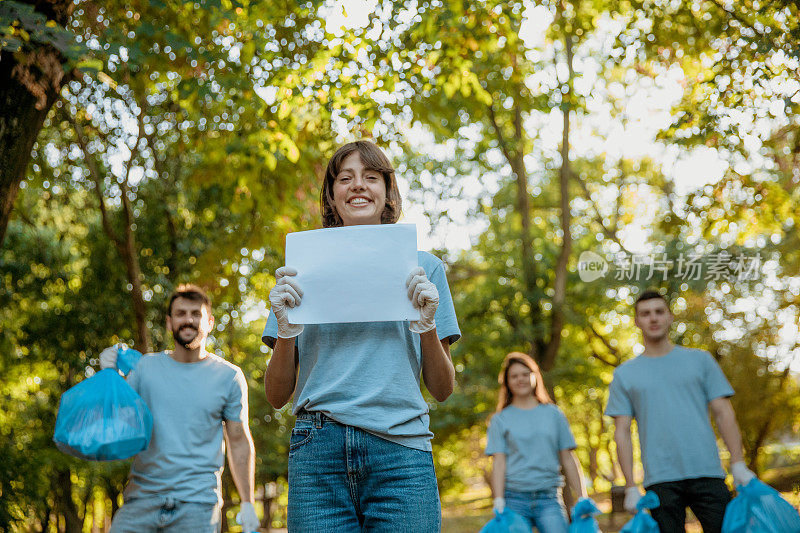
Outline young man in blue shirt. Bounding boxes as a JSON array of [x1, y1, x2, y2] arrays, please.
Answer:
[[99, 285, 259, 533], [606, 290, 756, 532]]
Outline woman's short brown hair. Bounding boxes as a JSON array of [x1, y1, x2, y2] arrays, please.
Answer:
[[320, 140, 403, 228]]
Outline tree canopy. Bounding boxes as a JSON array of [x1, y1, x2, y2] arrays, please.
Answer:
[[2, 0, 799, 530]]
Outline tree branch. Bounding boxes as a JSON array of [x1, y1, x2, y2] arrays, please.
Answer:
[[588, 323, 620, 359], [574, 172, 633, 255], [486, 101, 515, 165], [65, 108, 123, 252], [590, 349, 619, 368]]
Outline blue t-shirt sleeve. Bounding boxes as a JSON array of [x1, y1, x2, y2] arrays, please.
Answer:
[[222, 368, 248, 422], [605, 371, 633, 417], [262, 311, 279, 348], [425, 257, 461, 345], [555, 407, 577, 450], [125, 352, 154, 393], [701, 351, 734, 401], [485, 415, 507, 455]]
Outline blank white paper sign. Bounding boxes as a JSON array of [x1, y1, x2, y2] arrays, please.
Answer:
[[286, 224, 420, 324]]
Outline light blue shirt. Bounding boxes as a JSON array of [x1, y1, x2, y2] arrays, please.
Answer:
[[605, 345, 735, 486], [125, 352, 248, 504], [485, 404, 577, 492], [262, 251, 461, 451]]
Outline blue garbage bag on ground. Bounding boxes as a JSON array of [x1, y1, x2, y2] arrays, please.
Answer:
[[54, 367, 152, 461], [479, 508, 530, 533], [570, 497, 602, 533], [621, 491, 660, 533], [722, 478, 800, 533]]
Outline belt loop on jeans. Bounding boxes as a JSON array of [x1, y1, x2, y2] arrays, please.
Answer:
[[313, 411, 323, 429]]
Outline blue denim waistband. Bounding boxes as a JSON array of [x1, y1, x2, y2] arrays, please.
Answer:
[[296, 410, 337, 429], [505, 487, 561, 498]]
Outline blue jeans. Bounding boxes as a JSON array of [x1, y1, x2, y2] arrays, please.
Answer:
[[505, 488, 569, 533], [109, 496, 220, 532], [287, 411, 441, 532]]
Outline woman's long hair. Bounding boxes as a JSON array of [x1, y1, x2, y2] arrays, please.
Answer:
[[496, 352, 552, 412], [319, 140, 403, 228]]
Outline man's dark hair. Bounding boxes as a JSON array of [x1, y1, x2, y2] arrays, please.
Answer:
[[634, 289, 670, 313], [167, 284, 212, 316]]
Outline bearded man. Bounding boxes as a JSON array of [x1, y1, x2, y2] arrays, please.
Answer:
[[99, 284, 259, 533]]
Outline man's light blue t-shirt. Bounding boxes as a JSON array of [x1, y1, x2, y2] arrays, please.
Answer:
[[604, 345, 735, 487], [485, 404, 577, 492], [262, 251, 461, 452], [125, 352, 247, 504]]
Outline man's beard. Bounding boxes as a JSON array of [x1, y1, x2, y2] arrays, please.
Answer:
[[643, 328, 668, 344], [172, 325, 203, 350]]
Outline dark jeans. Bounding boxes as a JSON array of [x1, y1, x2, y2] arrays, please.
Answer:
[[646, 477, 731, 533]]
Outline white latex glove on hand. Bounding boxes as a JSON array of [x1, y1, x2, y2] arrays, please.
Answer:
[[269, 266, 304, 339], [236, 501, 259, 532], [731, 461, 756, 487], [493, 497, 505, 513], [624, 486, 643, 514], [99, 346, 118, 370], [406, 267, 438, 334]]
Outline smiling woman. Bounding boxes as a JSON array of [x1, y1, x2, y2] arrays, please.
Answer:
[[262, 140, 461, 532], [320, 140, 402, 227], [485, 352, 590, 532]]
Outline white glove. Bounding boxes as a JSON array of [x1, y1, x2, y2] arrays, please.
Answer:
[[731, 461, 756, 487], [406, 267, 438, 334], [99, 346, 118, 370], [236, 501, 259, 532], [493, 497, 505, 513], [624, 486, 642, 513], [269, 266, 304, 339]]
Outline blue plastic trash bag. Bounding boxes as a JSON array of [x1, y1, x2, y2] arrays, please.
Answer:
[[479, 508, 530, 533], [570, 497, 602, 533], [54, 368, 152, 461], [116, 344, 142, 376], [722, 478, 800, 533], [621, 491, 660, 533]]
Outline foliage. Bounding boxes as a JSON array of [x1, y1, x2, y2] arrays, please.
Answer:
[[3, 0, 800, 530]]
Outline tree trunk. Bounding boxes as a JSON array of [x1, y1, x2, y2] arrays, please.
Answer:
[[39, 503, 52, 533], [104, 474, 122, 518], [0, 51, 56, 246], [0, 1, 74, 247], [67, 111, 152, 352], [119, 192, 151, 354], [542, 31, 575, 372], [54, 468, 82, 533]]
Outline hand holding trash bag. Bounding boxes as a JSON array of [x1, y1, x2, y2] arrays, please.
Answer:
[[730, 461, 757, 488], [621, 491, 660, 533], [722, 478, 800, 533], [479, 508, 530, 533], [54, 346, 152, 461], [569, 497, 602, 533], [99, 343, 142, 375], [624, 486, 644, 514]]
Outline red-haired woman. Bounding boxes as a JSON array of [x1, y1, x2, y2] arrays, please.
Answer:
[[486, 352, 588, 532], [262, 140, 460, 532]]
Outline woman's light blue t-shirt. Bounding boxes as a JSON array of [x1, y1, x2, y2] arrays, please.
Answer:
[[604, 346, 735, 487], [485, 403, 577, 492], [262, 250, 460, 451]]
